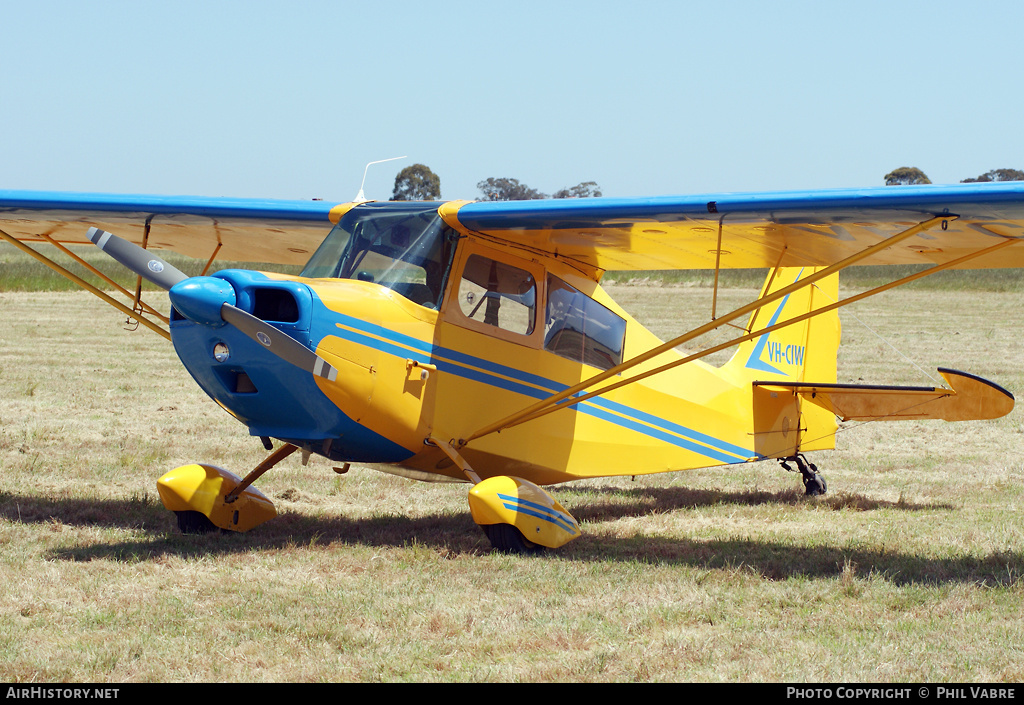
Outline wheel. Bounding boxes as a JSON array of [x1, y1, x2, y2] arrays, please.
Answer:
[[175, 510, 217, 534], [803, 472, 827, 496], [483, 523, 546, 555]]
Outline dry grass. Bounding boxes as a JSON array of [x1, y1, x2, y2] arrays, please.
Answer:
[[0, 282, 1023, 682]]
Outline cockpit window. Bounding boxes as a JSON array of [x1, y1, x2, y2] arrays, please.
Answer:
[[300, 202, 455, 309]]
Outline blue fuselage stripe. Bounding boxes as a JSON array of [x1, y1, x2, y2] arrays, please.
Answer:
[[323, 310, 755, 464]]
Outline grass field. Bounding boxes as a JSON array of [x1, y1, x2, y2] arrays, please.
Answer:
[[0, 248, 1022, 682]]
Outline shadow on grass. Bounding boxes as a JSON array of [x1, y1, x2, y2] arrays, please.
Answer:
[[2, 488, 1017, 587], [562, 484, 952, 524], [0, 489, 486, 558], [568, 534, 1024, 587], [0, 490, 160, 531]]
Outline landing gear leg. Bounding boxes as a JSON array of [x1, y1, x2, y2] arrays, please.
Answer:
[[781, 454, 827, 496]]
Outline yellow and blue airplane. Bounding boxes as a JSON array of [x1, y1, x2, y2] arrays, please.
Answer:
[[1, 183, 1022, 553]]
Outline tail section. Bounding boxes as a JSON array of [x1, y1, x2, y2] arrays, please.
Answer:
[[728, 267, 840, 384], [724, 267, 841, 457]]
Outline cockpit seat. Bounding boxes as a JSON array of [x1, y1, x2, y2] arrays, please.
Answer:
[[389, 282, 436, 307]]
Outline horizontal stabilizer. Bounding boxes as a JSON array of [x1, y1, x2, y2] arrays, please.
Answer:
[[754, 368, 1014, 422]]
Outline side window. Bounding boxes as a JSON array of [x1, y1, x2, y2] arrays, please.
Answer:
[[457, 255, 536, 336], [545, 275, 626, 371]]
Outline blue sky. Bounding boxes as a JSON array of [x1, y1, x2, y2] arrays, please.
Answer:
[[3, 0, 1022, 203]]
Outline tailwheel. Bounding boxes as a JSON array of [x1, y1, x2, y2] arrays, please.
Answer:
[[803, 470, 827, 496], [482, 523, 546, 556], [781, 454, 828, 497]]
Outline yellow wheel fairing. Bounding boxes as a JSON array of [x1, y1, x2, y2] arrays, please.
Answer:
[[468, 476, 580, 549], [156, 464, 276, 532]]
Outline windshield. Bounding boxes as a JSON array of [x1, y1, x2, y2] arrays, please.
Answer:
[[301, 202, 456, 309]]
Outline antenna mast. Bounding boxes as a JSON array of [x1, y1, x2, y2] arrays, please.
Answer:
[[355, 156, 407, 202]]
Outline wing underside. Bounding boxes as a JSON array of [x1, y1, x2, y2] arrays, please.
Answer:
[[452, 183, 1024, 274], [0, 191, 339, 265]]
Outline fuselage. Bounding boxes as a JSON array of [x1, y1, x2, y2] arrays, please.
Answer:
[[168, 201, 840, 484]]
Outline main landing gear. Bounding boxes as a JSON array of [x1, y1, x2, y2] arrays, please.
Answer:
[[428, 437, 581, 555], [780, 454, 827, 496]]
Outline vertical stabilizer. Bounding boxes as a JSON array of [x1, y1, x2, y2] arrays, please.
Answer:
[[725, 267, 841, 457]]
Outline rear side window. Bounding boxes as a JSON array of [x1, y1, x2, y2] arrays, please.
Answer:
[[545, 275, 626, 371]]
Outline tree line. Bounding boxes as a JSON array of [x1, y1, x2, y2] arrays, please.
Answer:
[[390, 164, 602, 202], [390, 162, 1024, 201], [885, 166, 1024, 185]]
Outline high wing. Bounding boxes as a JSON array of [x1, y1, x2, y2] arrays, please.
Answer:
[[452, 182, 1024, 276], [0, 190, 342, 265], [6, 183, 1024, 271]]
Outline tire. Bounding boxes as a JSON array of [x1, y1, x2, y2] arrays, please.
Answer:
[[483, 523, 546, 555], [804, 473, 828, 496], [175, 510, 217, 534]]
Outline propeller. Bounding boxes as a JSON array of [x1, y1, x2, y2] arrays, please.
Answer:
[[87, 227, 188, 290], [86, 227, 338, 382]]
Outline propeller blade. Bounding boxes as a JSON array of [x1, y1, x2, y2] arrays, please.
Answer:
[[221, 304, 338, 382], [86, 226, 189, 290]]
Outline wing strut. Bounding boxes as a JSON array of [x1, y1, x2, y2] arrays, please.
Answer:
[[496, 236, 1019, 433], [745, 246, 788, 334], [462, 216, 1019, 444], [130, 215, 155, 323], [200, 241, 224, 276], [0, 226, 171, 340], [37, 233, 168, 323], [710, 216, 724, 320]]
